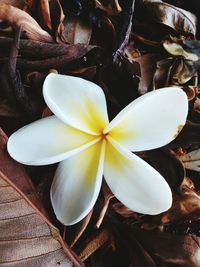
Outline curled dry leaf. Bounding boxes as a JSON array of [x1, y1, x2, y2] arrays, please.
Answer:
[[139, 0, 197, 36], [0, 4, 53, 42], [160, 186, 200, 224]]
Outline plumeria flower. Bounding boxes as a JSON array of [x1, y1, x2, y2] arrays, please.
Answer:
[[7, 74, 188, 225]]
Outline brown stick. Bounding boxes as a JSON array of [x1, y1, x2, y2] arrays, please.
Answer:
[[17, 46, 95, 70], [0, 36, 96, 58]]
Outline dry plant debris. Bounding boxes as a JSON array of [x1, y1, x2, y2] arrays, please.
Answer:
[[0, 0, 200, 266]]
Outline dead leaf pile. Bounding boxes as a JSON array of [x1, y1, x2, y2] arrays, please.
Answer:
[[1, 0, 200, 267]]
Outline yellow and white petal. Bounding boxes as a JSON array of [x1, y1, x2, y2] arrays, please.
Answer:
[[51, 140, 105, 225], [104, 88, 188, 151], [7, 116, 99, 166], [104, 137, 172, 215], [43, 74, 109, 135]]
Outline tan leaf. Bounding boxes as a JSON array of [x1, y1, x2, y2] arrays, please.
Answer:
[[62, 16, 92, 45], [0, 4, 53, 42], [0, 171, 83, 267], [0, 129, 83, 266]]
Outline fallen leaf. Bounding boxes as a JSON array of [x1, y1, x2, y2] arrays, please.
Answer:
[[0, 170, 83, 267], [0, 130, 82, 266], [138, 0, 197, 36], [133, 229, 200, 267], [161, 186, 200, 224], [62, 16, 92, 45], [134, 53, 160, 94], [0, 4, 53, 42]]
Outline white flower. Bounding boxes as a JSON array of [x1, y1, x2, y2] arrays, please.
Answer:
[[7, 74, 188, 225]]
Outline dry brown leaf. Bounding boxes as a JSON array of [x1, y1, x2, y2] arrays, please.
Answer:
[[0, 4, 53, 42], [62, 16, 92, 45], [133, 229, 200, 267], [0, 171, 83, 267], [161, 187, 200, 224], [134, 53, 160, 94], [143, 183, 200, 228], [141, 0, 197, 36], [0, 129, 83, 266]]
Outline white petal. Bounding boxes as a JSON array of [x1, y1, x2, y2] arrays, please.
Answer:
[[51, 140, 105, 225], [104, 87, 188, 151], [104, 137, 172, 215], [43, 74, 109, 135], [7, 116, 99, 165]]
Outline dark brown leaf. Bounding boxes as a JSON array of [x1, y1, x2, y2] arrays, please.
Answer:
[[133, 229, 200, 267], [138, 0, 197, 36]]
